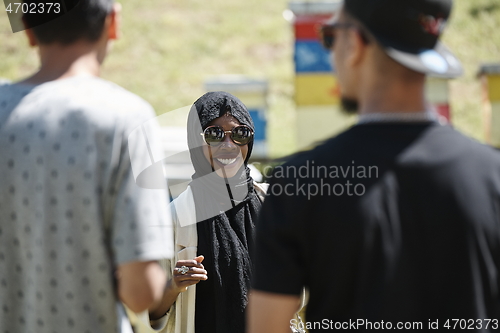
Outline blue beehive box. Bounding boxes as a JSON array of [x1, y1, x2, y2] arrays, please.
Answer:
[[295, 40, 334, 73]]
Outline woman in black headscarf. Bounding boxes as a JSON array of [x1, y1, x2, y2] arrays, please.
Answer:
[[146, 92, 268, 333]]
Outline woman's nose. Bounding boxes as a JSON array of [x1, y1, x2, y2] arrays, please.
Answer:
[[219, 133, 237, 150]]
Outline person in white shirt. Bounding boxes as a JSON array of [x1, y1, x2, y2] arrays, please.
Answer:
[[0, 1, 172, 332]]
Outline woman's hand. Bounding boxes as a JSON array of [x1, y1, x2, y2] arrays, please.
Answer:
[[148, 255, 207, 320], [171, 255, 208, 293]]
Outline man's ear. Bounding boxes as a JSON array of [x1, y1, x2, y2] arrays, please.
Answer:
[[345, 28, 367, 69], [107, 3, 122, 40], [22, 17, 38, 47]]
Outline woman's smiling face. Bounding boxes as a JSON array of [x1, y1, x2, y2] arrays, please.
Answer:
[[202, 113, 249, 179]]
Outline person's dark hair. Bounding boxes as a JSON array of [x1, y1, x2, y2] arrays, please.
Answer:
[[23, 0, 114, 45]]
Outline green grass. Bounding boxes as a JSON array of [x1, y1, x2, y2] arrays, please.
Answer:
[[444, 0, 500, 142], [1, 0, 499, 157]]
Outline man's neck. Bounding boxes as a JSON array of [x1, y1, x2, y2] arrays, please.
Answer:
[[358, 74, 427, 115], [20, 42, 103, 85]]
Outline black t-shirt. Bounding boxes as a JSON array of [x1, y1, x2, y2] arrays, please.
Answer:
[[253, 123, 500, 332]]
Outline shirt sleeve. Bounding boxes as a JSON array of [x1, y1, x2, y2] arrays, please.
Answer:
[[105, 103, 174, 265], [252, 173, 307, 296]]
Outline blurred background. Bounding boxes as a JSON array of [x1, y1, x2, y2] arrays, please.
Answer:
[[1, 0, 499, 159]]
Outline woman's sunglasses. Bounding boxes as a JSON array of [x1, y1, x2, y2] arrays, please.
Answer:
[[201, 125, 254, 146], [319, 23, 369, 49]]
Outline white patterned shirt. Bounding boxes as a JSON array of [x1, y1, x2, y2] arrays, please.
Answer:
[[0, 75, 173, 333]]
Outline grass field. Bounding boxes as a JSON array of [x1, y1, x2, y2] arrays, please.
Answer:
[[1, 0, 499, 158]]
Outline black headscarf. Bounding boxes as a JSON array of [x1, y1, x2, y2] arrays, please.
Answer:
[[187, 92, 261, 333]]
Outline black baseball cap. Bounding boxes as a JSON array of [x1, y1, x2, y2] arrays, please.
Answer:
[[344, 0, 463, 78]]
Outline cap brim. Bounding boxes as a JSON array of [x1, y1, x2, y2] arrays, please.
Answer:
[[383, 42, 463, 79]]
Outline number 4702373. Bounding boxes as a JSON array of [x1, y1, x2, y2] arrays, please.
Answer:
[[5, 2, 61, 14], [444, 319, 499, 330]]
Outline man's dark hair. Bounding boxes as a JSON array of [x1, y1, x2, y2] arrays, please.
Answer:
[[23, 0, 114, 45]]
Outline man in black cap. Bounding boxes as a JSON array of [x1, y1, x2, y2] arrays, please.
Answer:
[[248, 0, 500, 332]]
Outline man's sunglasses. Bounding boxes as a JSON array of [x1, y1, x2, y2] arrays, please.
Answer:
[[201, 125, 254, 146], [319, 23, 369, 49]]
